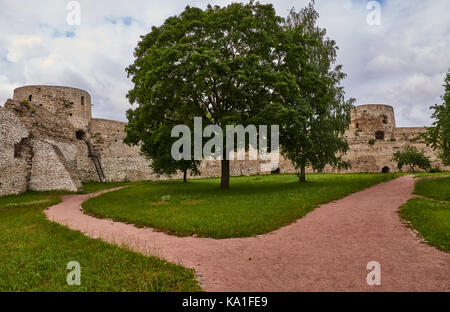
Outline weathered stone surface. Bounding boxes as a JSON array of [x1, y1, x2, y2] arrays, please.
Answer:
[[0, 107, 29, 196], [13, 85, 91, 132], [28, 140, 81, 192], [0, 86, 449, 197]]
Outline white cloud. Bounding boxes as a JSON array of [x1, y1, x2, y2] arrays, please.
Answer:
[[0, 0, 448, 126]]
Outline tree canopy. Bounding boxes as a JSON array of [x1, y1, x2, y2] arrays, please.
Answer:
[[421, 70, 450, 166], [124, 1, 354, 187], [278, 3, 354, 182], [392, 146, 431, 173]]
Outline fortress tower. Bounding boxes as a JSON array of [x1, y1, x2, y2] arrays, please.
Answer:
[[349, 104, 396, 141], [13, 85, 92, 134], [0, 85, 157, 196]]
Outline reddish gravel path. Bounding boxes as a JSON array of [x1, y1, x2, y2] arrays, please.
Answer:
[[45, 175, 450, 291]]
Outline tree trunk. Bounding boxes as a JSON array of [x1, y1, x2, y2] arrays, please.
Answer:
[[410, 165, 415, 173], [298, 166, 306, 183], [221, 158, 230, 189], [183, 170, 187, 182]]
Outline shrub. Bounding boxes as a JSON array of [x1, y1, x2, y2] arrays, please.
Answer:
[[429, 167, 442, 173], [368, 138, 376, 145], [20, 99, 30, 108], [392, 146, 431, 173]]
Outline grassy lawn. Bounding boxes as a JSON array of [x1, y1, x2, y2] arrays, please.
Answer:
[[414, 171, 450, 178], [83, 173, 402, 239], [400, 176, 450, 252], [79, 181, 132, 194], [0, 190, 201, 291], [413, 176, 450, 201]]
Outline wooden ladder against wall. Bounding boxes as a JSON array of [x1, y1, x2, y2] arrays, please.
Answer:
[[84, 140, 106, 183]]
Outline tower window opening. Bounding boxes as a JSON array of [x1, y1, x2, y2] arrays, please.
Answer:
[[375, 131, 385, 140], [81, 96, 85, 105], [75, 130, 86, 140]]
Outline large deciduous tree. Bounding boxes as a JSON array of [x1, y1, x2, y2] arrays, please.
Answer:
[[125, 1, 354, 187], [273, 2, 355, 182], [421, 70, 450, 166], [125, 2, 299, 188]]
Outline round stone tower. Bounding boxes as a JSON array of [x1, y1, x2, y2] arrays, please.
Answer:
[[13, 85, 92, 133], [350, 104, 396, 141]]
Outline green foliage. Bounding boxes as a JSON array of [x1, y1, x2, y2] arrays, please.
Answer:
[[125, 2, 292, 187], [62, 100, 73, 108], [368, 138, 376, 145], [0, 192, 201, 291], [429, 167, 442, 173], [20, 99, 29, 108], [421, 70, 450, 165], [392, 146, 431, 173], [125, 1, 354, 187], [83, 173, 401, 239], [272, 2, 355, 182]]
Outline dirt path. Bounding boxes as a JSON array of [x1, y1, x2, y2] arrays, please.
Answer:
[[45, 175, 450, 291]]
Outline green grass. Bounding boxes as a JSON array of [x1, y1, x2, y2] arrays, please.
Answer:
[[0, 191, 201, 291], [79, 181, 132, 194], [400, 177, 450, 252], [83, 173, 402, 239], [414, 171, 450, 178], [414, 177, 450, 201]]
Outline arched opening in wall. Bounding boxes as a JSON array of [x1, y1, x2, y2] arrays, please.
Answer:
[[375, 131, 385, 140], [355, 122, 359, 129], [28, 95, 32, 101], [75, 129, 86, 140], [381, 166, 390, 173], [81, 96, 85, 106]]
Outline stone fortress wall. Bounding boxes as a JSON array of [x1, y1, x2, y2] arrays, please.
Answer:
[[0, 85, 164, 196], [0, 85, 448, 196], [337, 104, 448, 173]]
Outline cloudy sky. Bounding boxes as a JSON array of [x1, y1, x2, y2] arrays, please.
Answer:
[[0, 0, 449, 126]]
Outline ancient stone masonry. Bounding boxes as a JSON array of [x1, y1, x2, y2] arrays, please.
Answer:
[[0, 86, 449, 196], [337, 104, 449, 174]]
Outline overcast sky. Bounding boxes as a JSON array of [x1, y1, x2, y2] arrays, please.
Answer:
[[0, 0, 449, 126]]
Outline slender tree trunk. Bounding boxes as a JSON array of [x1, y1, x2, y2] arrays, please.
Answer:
[[221, 158, 230, 189], [298, 166, 306, 183], [183, 170, 187, 183]]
